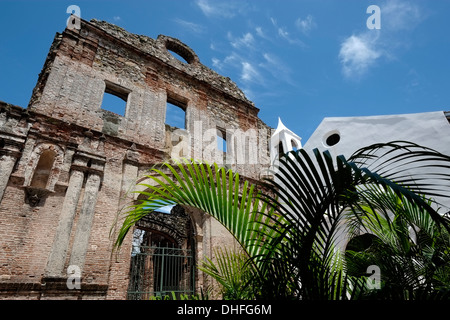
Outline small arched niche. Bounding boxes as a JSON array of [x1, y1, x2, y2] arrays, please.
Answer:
[[291, 139, 299, 151], [30, 149, 57, 189]]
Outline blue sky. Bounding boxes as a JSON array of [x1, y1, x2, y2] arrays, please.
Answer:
[[1, 0, 450, 143]]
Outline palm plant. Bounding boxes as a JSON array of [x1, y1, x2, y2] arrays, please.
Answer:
[[198, 247, 255, 300], [345, 185, 450, 299], [113, 141, 450, 300], [252, 141, 450, 299]]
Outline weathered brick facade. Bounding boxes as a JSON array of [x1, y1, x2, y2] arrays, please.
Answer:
[[0, 19, 272, 299]]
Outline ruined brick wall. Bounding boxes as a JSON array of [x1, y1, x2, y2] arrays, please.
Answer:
[[28, 19, 271, 174], [0, 18, 272, 299]]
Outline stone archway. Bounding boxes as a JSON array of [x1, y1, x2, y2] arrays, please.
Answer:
[[127, 205, 196, 299]]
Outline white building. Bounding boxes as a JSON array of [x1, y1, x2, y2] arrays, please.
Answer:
[[271, 110, 450, 250], [303, 111, 450, 159], [302, 111, 450, 209]]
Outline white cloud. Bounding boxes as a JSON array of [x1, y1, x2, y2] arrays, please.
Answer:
[[229, 32, 255, 49], [270, 17, 277, 27], [382, 0, 423, 31], [196, 0, 241, 18], [260, 53, 294, 85], [295, 15, 316, 34], [173, 18, 205, 34], [338, 0, 425, 79], [262, 53, 277, 66], [196, 0, 218, 16], [270, 16, 305, 46], [241, 61, 260, 82], [113, 16, 121, 21], [261, 53, 292, 76], [278, 27, 304, 46], [339, 33, 382, 78], [277, 27, 289, 39], [210, 52, 242, 73], [255, 27, 267, 39], [212, 57, 222, 70], [224, 52, 239, 64]]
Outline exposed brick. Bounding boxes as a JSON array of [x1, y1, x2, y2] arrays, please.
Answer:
[[0, 18, 272, 300]]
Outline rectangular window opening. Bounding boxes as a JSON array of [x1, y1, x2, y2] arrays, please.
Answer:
[[165, 95, 187, 130], [217, 128, 227, 153], [101, 80, 130, 116]]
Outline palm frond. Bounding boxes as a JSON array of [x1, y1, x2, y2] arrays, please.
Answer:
[[113, 140, 450, 300], [114, 160, 277, 261], [198, 247, 255, 300]]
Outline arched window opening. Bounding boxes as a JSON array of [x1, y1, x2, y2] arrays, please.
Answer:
[[168, 49, 190, 64], [165, 39, 196, 64], [345, 233, 377, 253], [291, 139, 298, 151], [345, 234, 379, 280], [30, 150, 56, 189]]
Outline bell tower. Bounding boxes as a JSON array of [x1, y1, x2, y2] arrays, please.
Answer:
[[270, 117, 302, 165]]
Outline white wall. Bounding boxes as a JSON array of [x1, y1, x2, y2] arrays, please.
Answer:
[[301, 111, 450, 250], [303, 111, 450, 158]]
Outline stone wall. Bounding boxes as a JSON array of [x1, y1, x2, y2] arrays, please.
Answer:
[[0, 18, 272, 299]]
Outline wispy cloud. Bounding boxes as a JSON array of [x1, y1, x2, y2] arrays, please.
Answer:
[[261, 53, 278, 67], [210, 52, 241, 72], [255, 27, 266, 39], [278, 28, 291, 42], [211, 52, 262, 85], [228, 32, 255, 49], [223, 52, 243, 66], [382, 0, 423, 31], [196, 0, 224, 17], [196, 0, 246, 18], [173, 18, 205, 34], [260, 53, 295, 86], [211, 57, 223, 70], [241, 61, 260, 82], [209, 13, 310, 100], [295, 15, 316, 35], [271, 16, 305, 46], [270, 17, 277, 27]]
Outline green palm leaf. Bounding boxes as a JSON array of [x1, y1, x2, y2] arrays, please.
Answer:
[[114, 160, 276, 261], [113, 141, 450, 300], [198, 247, 255, 299]]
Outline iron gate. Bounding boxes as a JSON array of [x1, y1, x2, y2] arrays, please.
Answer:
[[127, 245, 195, 300]]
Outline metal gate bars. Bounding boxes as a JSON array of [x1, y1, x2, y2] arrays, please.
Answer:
[[127, 244, 195, 300]]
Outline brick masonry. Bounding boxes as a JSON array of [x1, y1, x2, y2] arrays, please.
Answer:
[[0, 18, 272, 299]]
